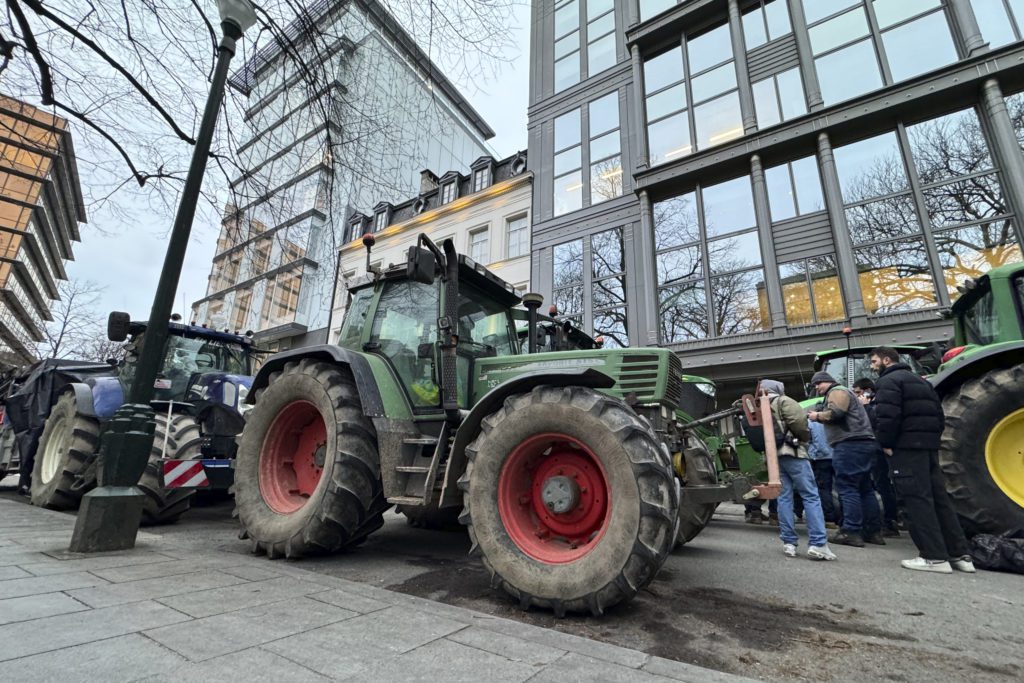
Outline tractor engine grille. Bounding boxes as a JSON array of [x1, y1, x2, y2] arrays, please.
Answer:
[[617, 353, 682, 405], [665, 353, 683, 407]]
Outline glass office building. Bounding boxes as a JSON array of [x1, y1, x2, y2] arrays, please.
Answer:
[[0, 97, 86, 370], [529, 0, 1024, 396], [192, 0, 493, 349]]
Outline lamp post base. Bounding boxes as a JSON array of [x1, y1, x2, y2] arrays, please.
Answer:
[[69, 486, 146, 553]]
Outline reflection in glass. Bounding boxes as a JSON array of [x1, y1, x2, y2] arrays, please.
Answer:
[[593, 276, 626, 309], [694, 92, 743, 149], [792, 156, 825, 213], [855, 240, 937, 313], [708, 231, 762, 274], [777, 68, 807, 120], [752, 77, 782, 128], [816, 39, 883, 106], [834, 131, 908, 203], [923, 174, 1006, 229], [644, 48, 684, 94], [766, 155, 824, 221], [648, 112, 692, 165], [810, 255, 846, 322], [845, 195, 921, 245], [588, 33, 617, 76], [780, 256, 845, 325], [935, 223, 1023, 298], [691, 63, 737, 103], [591, 156, 623, 203], [766, 162, 796, 220], [590, 131, 619, 163], [654, 192, 699, 249], [553, 239, 584, 287], [802, 0, 859, 25], [555, 109, 581, 150], [688, 23, 733, 74], [779, 261, 812, 326], [555, 55, 580, 92], [555, 31, 579, 59], [641, 0, 677, 21], [1007, 92, 1024, 151], [594, 308, 628, 348], [703, 176, 755, 237], [554, 171, 583, 217], [553, 286, 584, 316], [657, 246, 703, 285], [971, 0, 1017, 48], [554, 146, 581, 176], [592, 228, 624, 278], [743, 0, 792, 50], [589, 93, 619, 135], [872, 0, 941, 28], [647, 84, 686, 121], [881, 11, 956, 83], [809, 7, 869, 54], [660, 281, 709, 342], [555, 0, 579, 36], [907, 108, 994, 185], [711, 269, 769, 335]]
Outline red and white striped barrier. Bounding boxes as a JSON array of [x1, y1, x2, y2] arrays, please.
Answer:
[[162, 460, 211, 489]]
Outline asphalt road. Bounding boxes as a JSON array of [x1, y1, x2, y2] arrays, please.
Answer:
[[2, 479, 1020, 682]]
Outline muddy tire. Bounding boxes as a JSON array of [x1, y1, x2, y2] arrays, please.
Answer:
[[234, 360, 388, 558], [398, 502, 463, 531], [138, 414, 203, 526], [460, 386, 678, 616], [30, 392, 99, 510], [940, 364, 1024, 537], [675, 443, 719, 547]]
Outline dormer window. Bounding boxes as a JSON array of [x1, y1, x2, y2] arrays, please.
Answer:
[[441, 182, 457, 204], [473, 166, 491, 192], [346, 213, 368, 242], [374, 211, 388, 232]]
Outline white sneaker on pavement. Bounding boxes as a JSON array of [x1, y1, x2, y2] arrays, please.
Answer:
[[808, 544, 837, 561], [901, 557, 953, 573], [951, 555, 977, 573], [783, 543, 797, 558]]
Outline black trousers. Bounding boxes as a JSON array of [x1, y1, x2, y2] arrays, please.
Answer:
[[888, 449, 970, 561], [811, 459, 838, 524]]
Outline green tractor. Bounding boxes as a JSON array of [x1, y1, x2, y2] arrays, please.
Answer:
[[932, 263, 1024, 537], [233, 234, 749, 615]]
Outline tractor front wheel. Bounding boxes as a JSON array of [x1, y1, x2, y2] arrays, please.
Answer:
[[30, 392, 99, 510], [940, 364, 1024, 537], [234, 360, 388, 558], [461, 386, 678, 616], [138, 413, 203, 525], [674, 444, 719, 547]]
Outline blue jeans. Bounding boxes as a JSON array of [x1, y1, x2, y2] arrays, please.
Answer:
[[778, 456, 828, 547], [832, 439, 881, 536]]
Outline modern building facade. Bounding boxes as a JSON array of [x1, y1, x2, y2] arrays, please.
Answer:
[[528, 0, 1024, 396], [329, 151, 531, 341], [0, 97, 85, 370], [191, 0, 494, 350]]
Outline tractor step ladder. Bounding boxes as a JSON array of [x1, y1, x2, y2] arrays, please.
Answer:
[[387, 422, 450, 506]]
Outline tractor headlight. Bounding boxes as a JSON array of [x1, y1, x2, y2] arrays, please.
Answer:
[[237, 384, 253, 414]]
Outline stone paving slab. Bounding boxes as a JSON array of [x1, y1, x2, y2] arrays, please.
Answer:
[[144, 596, 357, 662], [139, 645, 330, 682], [0, 633, 187, 682], [0, 571, 108, 600], [155, 575, 331, 618], [19, 551, 176, 577], [353, 636, 541, 682], [66, 569, 250, 608], [0, 591, 89, 626]]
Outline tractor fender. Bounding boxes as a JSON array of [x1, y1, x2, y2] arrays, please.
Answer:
[[248, 345, 384, 417], [440, 368, 616, 507], [930, 341, 1024, 396], [64, 381, 100, 419]]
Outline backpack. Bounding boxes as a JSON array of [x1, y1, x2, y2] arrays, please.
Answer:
[[739, 396, 787, 454]]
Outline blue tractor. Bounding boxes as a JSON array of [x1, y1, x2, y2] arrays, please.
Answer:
[[2, 313, 256, 524]]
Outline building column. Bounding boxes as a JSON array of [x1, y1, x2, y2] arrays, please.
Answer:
[[637, 190, 661, 345], [631, 44, 650, 171], [948, 0, 989, 57], [786, 0, 824, 111], [728, 0, 758, 133], [750, 155, 788, 331], [979, 78, 1024, 245], [816, 132, 867, 321]]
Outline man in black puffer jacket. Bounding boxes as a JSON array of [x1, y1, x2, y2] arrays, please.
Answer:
[[870, 347, 974, 575]]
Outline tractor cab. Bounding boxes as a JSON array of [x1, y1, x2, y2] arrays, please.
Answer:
[[940, 263, 1024, 370], [811, 344, 927, 392], [113, 317, 255, 406]]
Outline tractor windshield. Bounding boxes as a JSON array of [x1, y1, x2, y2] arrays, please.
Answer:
[[122, 332, 249, 402], [960, 285, 1000, 346], [821, 352, 925, 385]]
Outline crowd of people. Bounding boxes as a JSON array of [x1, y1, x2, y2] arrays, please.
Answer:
[[748, 347, 976, 574]]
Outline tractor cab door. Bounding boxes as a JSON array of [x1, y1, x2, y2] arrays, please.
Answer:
[[366, 279, 442, 409], [451, 281, 517, 408]]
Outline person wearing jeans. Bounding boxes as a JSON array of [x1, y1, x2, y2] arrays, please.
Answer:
[[807, 372, 885, 548], [807, 419, 839, 528], [761, 380, 836, 561]]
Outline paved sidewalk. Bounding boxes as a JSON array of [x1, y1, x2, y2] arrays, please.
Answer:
[[0, 499, 749, 682]]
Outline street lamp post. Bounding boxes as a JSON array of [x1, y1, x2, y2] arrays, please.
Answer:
[[69, 0, 258, 553]]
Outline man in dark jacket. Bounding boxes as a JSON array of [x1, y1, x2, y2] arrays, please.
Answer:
[[853, 377, 900, 536], [870, 347, 975, 574]]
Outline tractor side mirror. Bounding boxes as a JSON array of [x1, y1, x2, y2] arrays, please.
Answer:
[[406, 245, 437, 285], [107, 311, 131, 342]]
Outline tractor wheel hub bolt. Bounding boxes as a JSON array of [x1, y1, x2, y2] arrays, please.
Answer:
[[540, 475, 580, 515]]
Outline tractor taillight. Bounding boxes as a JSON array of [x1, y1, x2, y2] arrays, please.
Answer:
[[942, 346, 967, 363]]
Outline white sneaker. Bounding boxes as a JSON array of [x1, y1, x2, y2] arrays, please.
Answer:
[[901, 557, 953, 573], [951, 555, 977, 573], [783, 543, 797, 558], [808, 545, 837, 561]]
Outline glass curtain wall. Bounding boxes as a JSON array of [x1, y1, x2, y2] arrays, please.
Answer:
[[971, 0, 1024, 47], [553, 91, 623, 216], [555, 0, 617, 93], [552, 229, 629, 345]]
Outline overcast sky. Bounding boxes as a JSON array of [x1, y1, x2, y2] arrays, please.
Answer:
[[65, 3, 532, 323]]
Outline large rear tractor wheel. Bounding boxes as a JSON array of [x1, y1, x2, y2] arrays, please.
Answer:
[[940, 364, 1024, 537], [138, 414, 203, 525], [674, 443, 719, 547], [30, 392, 99, 510], [461, 386, 678, 616], [234, 360, 388, 558]]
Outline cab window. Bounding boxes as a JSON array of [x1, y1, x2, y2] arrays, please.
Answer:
[[370, 281, 440, 407], [961, 287, 999, 346]]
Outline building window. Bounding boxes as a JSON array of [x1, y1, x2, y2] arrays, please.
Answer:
[[640, 0, 678, 21], [555, 1, 581, 92], [765, 155, 825, 222], [470, 228, 489, 263], [441, 182, 457, 204], [506, 215, 529, 258], [553, 109, 583, 217], [555, 0, 618, 92], [751, 68, 806, 129], [643, 21, 742, 166], [970, 0, 1024, 48], [779, 256, 845, 326], [742, 0, 793, 50], [805, 0, 957, 106], [587, 0, 616, 76], [473, 166, 491, 192], [374, 211, 388, 232], [589, 92, 622, 204], [591, 227, 628, 347], [1007, 91, 1024, 151], [552, 239, 584, 326], [655, 175, 769, 342]]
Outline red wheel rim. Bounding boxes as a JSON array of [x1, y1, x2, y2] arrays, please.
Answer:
[[497, 432, 611, 564], [258, 401, 327, 514]]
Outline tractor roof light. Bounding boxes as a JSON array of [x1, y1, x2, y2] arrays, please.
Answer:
[[942, 346, 967, 364]]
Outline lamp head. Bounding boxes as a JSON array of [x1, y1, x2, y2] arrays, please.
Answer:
[[217, 0, 258, 34]]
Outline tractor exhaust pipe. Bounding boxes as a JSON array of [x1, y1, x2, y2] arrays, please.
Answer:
[[522, 293, 543, 353]]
